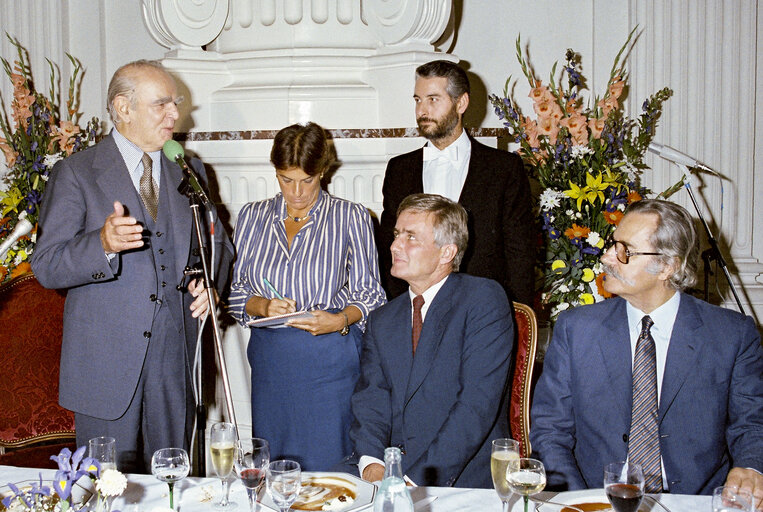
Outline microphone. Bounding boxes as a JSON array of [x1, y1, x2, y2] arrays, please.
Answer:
[[0, 218, 33, 260], [647, 142, 713, 172], [162, 140, 211, 205]]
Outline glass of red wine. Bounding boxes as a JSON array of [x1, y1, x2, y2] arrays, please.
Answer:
[[604, 462, 645, 512], [234, 438, 270, 512]]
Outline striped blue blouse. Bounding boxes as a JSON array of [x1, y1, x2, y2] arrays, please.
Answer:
[[228, 189, 387, 330]]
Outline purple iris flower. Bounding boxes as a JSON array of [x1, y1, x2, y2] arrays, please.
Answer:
[[51, 447, 74, 472], [53, 470, 73, 501], [582, 246, 601, 255]]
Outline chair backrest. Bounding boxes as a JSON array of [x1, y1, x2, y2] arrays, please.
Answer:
[[509, 301, 538, 457], [0, 273, 75, 449]]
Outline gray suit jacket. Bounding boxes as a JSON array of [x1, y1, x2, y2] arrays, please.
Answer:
[[530, 294, 763, 495], [32, 133, 233, 420], [350, 273, 514, 488]]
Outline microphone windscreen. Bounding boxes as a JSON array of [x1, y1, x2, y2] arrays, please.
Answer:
[[162, 139, 184, 161]]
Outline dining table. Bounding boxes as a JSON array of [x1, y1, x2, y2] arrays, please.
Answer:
[[0, 464, 711, 511]]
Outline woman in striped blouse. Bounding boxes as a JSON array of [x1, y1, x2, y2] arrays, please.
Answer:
[[228, 122, 387, 471]]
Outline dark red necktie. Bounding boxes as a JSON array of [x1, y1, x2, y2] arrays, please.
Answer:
[[411, 295, 425, 355]]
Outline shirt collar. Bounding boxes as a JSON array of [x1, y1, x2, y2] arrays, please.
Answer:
[[422, 129, 470, 162], [408, 274, 450, 321], [112, 128, 161, 176], [276, 188, 327, 221], [626, 291, 681, 339]]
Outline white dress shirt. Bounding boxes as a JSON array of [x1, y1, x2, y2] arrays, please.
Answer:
[[422, 129, 471, 201]]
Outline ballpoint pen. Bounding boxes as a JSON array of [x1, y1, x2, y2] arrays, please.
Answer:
[[263, 278, 285, 300]]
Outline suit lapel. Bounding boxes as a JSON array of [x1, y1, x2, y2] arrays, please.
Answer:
[[162, 155, 194, 276], [93, 135, 145, 222], [457, 137, 483, 205], [658, 294, 700, 422], [597, 299, 634, 428], [404, 275, 457, 404], [410, 148, 425, 194], [384, 297, 414, 411]]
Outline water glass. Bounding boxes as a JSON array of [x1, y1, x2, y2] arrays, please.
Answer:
[[266, 460, 301, 512], [712, 486, 754, 512], [88, 436, 117, 472]]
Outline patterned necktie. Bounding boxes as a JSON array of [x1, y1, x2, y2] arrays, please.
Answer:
[[139, 152, 158, 222], [628, 315, 663, 493], [411, 295, 425, 355]]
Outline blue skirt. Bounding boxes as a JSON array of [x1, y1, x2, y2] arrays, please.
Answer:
[[247, 324, 361, 471]]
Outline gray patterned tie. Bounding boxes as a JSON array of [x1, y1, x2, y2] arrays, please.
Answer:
[[628, 315, 663, 493], [139, 152, 158, 222]]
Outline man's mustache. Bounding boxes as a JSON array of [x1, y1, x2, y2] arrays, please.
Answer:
[[602, 264, 635, 286]]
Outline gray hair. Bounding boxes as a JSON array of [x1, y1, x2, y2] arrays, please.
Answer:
[[415, 60, 470, 101], [625, 199, 699, 290], [107, 60, 168, 124], [397, 193, 469, 271]]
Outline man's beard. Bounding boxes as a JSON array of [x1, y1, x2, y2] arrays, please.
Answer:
[[417, 104, 460, 142]]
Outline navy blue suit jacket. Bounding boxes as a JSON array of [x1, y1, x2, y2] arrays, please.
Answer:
[[32, 133, 234, 420], [530, 294, 763, 495], [350, 273, 514, 488]]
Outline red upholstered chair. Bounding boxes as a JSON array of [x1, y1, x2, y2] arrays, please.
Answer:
[[0, 273, 76, 468], [509, 302, 538, 457]]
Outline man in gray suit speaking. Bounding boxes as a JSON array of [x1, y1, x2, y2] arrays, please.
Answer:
[[32, 60, 233, 472]]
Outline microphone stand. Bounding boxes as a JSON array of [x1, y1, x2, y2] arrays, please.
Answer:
[[677, 164, 746, 315], [178, 174, 238, 476]]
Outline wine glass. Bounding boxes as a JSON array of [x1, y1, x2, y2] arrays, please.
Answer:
[[491, 438, 520, 512], [210, 422, 238, 510], [266, 460, 301, 512], [712, 486, 754, 512], [234, 438, 270, 512], [603, 462, 645, 512], [88, 436, 117, 472], [151, 448, 190, 511], [507, 458, 546, 512]]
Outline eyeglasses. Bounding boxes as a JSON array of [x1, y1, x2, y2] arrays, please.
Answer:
[[604, 235, 662, 264]]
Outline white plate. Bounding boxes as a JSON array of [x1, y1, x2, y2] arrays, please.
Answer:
[[260, 472, 375, 512], [548, 488, 655, 511], [0, 478, 94, 511]]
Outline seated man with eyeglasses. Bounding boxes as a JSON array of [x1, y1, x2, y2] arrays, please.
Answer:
[[530, 199, 763, 506]]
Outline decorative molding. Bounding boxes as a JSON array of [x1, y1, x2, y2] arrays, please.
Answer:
[[364, 0, 452, 48], [175, 127, 507, 141], [141, 0, 229, 49]]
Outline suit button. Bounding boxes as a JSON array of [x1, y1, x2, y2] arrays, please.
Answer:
[[622, 434, 628, 443], [161, 281, 167, 287], [156, 231, 163, 237], [150, 294, 157, 302], [397, 444, 406, 455], [160, 265, 166, 271], [143, 331, 151, 338], [158, 248, 165, 254]]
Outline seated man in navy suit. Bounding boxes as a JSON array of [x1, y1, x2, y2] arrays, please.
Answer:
[[350, 193, 514, 488], [531, 199, 763, 504]]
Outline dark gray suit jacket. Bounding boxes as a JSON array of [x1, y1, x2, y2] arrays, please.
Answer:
[[32, 133, 233, 420], [530, 294, 763, 495], [350, 273, 514, 488], [378, 137, 535, 305]]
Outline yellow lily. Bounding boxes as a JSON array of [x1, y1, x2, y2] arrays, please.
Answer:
[[564, 180, 588, 211], [585, 172, 607, 205]]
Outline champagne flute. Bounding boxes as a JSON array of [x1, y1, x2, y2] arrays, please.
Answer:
[[507, 458, 546, 512], [151, 448, 190, 511], [491, 438, 520, 512], [266, 460, 301, 512], [211, 422, 238, 510], [234, 438, 270, 512], [712, 486, 754, 512], [603, 462, 644, 512]]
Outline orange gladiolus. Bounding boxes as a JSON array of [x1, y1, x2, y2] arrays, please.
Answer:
[[603, 209, 624, 225], [564, 223, 591, 240], [596, 272, 614, 298], [10, 261, 31, 280]]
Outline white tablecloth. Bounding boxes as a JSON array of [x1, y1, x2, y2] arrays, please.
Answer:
[[0, 465, 710, 511]]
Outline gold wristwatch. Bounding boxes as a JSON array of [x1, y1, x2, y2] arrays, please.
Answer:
[[340, 311, 350, 336]]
